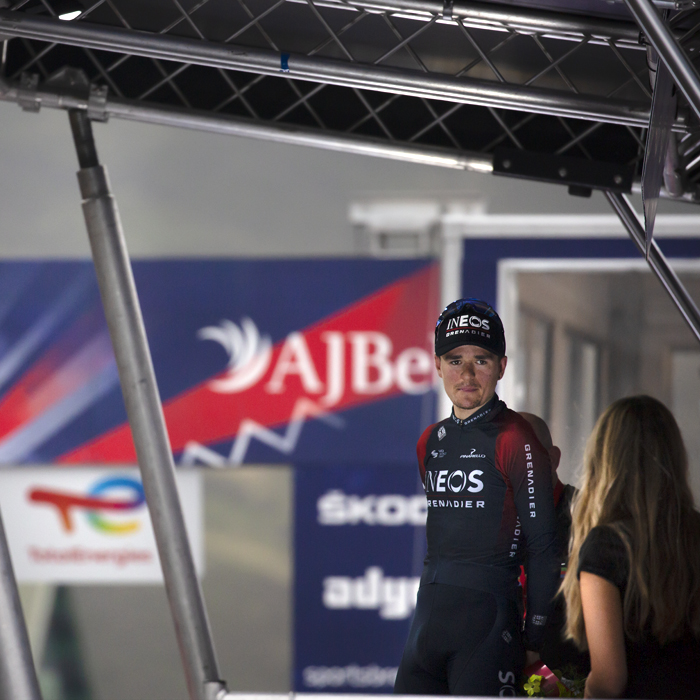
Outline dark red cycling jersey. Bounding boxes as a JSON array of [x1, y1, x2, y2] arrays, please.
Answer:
[[416, 394, 560, 650]]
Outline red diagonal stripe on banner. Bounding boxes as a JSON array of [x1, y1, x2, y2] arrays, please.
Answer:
[[0, 310, 109, 440], [58, 264, 438, 463]]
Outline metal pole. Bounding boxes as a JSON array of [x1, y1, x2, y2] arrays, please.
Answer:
[[0, 11, 665, 128], [0, 75, 492, 171], [67, 110, 223, 700], [347, 0, 644, 45], [98, 96, 493, 172], [605, 190, 700, 344], [0, 510, 42, 700], [624, 0, 700, 123]]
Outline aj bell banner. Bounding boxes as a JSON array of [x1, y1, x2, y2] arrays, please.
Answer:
[[294, 464, 427, 693], [0, 260, 438, 466]]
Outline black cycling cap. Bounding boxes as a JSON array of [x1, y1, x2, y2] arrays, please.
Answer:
[[434, 298, 506, 357]]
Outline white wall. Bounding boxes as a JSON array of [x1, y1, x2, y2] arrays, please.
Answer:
[[1, 100, 693, 259]]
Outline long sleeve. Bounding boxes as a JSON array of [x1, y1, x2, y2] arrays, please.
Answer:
[[498, 424, 560, 650]]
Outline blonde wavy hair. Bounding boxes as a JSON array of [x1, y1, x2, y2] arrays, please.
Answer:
[[562, 395, 700, 648]]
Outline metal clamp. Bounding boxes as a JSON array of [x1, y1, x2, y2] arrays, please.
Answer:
[[88, 83, 109, 122], [442, 0, 454, 20], [17, 72, 40, 112]]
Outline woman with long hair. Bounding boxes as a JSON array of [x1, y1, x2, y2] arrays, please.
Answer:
[[562, 395, 700, 699]]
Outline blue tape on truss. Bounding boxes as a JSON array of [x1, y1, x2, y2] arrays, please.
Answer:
[[281, 53, 290, 73]]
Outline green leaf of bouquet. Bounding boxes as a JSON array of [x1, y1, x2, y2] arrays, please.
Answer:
[[556, 680, 572, 697]]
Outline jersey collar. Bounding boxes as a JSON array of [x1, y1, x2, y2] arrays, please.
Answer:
[[450, 394, 499, 427]]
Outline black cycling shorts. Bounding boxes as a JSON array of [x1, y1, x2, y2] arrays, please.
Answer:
[[394, 583, 524, 696]]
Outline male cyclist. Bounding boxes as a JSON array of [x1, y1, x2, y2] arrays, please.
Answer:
[[394, 299, 560, 696]]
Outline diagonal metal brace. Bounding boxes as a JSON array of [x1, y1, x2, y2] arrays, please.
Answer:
[[625, 0, 700, 123], [68, 109, 223, 700], [605, 190, 700, 345]]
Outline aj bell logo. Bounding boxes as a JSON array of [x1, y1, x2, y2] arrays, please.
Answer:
[[445, 315, 490, 331], [197, 318, 433, 405], [197, 318, 272, 393], [28, 476, 146, 535]]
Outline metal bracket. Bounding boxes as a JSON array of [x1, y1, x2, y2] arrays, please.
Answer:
[[45, 65, 90, 94], [44, 67, 109, 121], [17, 72, 40, 112], [641, 46, 677, 257], [493, 149, 634, 195], [88, 83, 109, 122], [442, 0, 454, 21]]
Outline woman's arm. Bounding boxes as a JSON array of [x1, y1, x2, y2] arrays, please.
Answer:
[[580, 572, 627, 698]]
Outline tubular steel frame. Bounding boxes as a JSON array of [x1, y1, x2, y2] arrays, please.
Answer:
[[0, 0, 676, 182], [0, 10, 661, 126], [2, 2, 700, 700]]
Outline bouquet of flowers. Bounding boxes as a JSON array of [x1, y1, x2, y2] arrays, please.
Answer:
[[522, 661, 586, 698]]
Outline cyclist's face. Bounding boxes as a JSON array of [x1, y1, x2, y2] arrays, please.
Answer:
[[435, 345, 507, 419]]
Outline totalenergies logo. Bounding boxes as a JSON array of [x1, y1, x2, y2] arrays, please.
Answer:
[[29, 476, 146, 535]]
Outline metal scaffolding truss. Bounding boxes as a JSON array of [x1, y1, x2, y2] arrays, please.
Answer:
[[1, 0, 700, 190], [3, 4, 700, 700]]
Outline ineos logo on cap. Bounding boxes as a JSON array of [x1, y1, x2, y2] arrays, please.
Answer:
[[446, 315, 491, 331], [434, 298, 506, 358]]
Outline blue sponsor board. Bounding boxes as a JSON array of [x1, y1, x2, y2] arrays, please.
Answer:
[[294, 463, 427, 693], [0, 259, 437, 466]]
